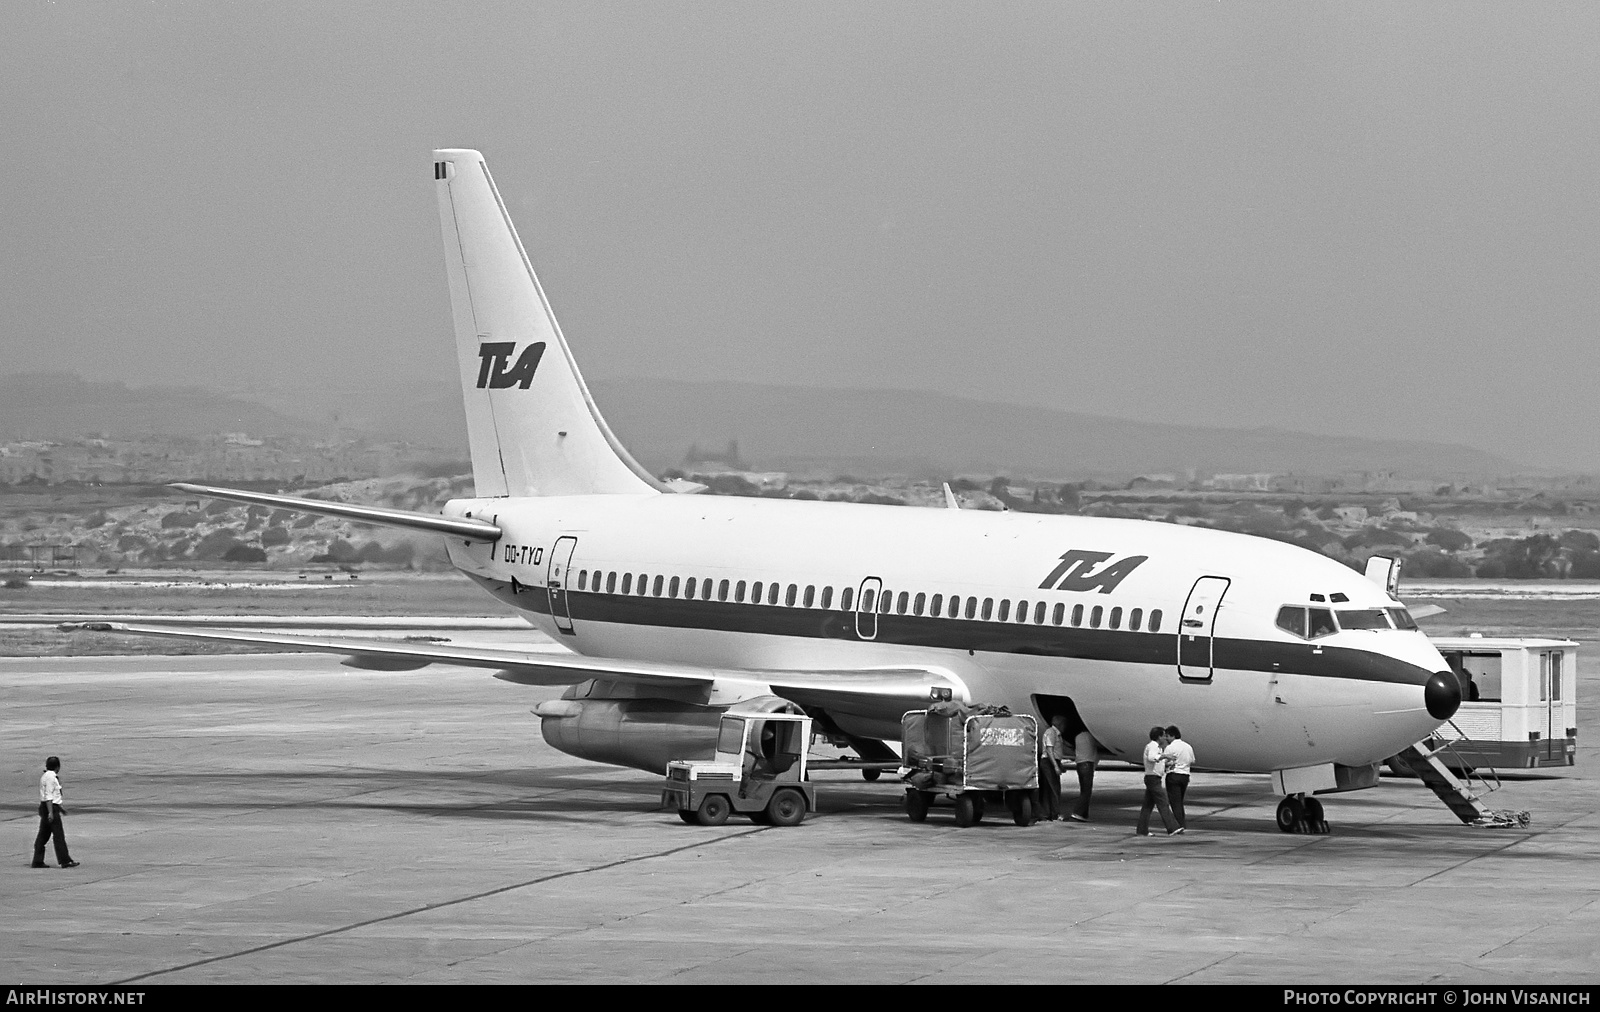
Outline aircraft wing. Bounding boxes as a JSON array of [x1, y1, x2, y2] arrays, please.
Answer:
[[64, 621, 965, 702]]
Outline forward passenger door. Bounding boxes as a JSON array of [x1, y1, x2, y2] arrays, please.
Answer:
[[1178, 576, 1230, 682]]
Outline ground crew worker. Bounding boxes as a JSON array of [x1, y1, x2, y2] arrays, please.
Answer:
[[32, 756, 79, 869], [1070, 728, 1099, 822], [1163, 725, 1195, 830], [1135, 727, 1181, 837], [1038, 715, 1066, 821]]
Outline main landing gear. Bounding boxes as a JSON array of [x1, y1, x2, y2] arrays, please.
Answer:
[[1275, 795, 1329, 834]]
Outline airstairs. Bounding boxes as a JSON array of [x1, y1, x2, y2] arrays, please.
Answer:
[[1395, 721, 1530, 828]]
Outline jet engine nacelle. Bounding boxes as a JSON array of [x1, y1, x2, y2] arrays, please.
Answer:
[[534, 691, 801, 774]]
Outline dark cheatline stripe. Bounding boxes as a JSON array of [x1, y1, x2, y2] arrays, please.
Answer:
[[467, 575, 1433, 687]]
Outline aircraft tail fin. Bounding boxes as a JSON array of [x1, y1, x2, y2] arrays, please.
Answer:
[[433, 149, 664, 498]]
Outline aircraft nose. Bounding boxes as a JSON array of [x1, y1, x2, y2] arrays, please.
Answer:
[[1425, 671, 1462, 720]]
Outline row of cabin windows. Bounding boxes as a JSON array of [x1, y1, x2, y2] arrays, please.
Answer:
[[571, 568, 1161, 632]]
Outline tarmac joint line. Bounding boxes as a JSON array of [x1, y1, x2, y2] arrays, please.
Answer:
[[110, 824, 770, 984]]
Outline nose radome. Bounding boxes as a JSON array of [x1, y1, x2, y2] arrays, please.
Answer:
[[1425, 671, 1462, 720]]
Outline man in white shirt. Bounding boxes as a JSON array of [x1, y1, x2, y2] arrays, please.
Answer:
[[32, 756, 78, 869], [1038, 716, 1066, 821], [1135, 727, 1181, 836], [1163, 725, 1196, 830]]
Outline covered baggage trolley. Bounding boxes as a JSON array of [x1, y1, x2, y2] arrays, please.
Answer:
[[901, 703, 1039, 827]]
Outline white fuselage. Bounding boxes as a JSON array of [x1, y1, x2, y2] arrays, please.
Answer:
[[440, 493, 1451, 774]]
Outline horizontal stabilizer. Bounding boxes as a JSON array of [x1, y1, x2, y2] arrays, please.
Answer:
[[168, 483, 501, 541]]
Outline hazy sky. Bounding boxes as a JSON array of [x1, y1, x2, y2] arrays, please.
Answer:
[[3, 3, 1597, 469]]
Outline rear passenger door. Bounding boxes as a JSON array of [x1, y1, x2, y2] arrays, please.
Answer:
[[856, 577, 882, 640]]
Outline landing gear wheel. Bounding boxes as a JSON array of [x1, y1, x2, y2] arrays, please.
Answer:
[[862, 768, 881, 782], [905, 789, 931, 823], [677, 810, 697, 825], [954, 794, 980, 827], [766, 788, 807, 827], [1275, 796, 1304, 833], [1302, 797, 1329, 834], [695, 794, 731, 827]]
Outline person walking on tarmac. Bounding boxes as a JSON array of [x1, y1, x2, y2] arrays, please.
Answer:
[[32, 756, 79, 869], [1163, 725, 1196, 830], [1135, 728, 1182, 837], [1038, 715, 1067, 821], [1069, 728, 1099, 822]]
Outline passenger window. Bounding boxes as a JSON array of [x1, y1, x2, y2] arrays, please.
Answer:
[[769, 583, 780, 606], [1052, 603, 1064, 626], [1130, 608, 1143, 631], [719, 579, 729, 602], [897, 591, 909, 615], [964, 597, 977, 620], [950, 596, 962, 618], [981, 598, 993, 621], [736, 580, 747, 603], [607, 572, 617, 594], [930, 593, 943, 616], [1034, 601, 1045, 624], [804, 585, 815, 608], [1090, 606, 1102, 628], [785, 584, 797, 607], [1150, 609, 1162, 632], [702, 579, 713, 601], [1072, 604, 1084, 627], [654, 575, 665, 597], [578, 570, 587, 591], [820, 586, 832, 609], [1276, 606, 1307, 638], [752, 581, 763, 604], [1308, 609, 1337, 638], [913, 592, 925, 616], [1110, 607, 1122, 630], [684, 577, 696, 599], [669, 576, 680, 598], [998, 600, 1010, 622], [637, 574, 648, 595], [1015, 600, 1027, 622], [621, 573, 632, 594], [840, 587, 853, 611], [879, 590, 892, 614], [861, 588, 875, 612]]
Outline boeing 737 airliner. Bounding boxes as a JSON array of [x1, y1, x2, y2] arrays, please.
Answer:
[[86, 149, 1462, 832]]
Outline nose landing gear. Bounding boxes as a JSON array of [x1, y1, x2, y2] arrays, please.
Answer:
[[1276, 795, 1330, 834]]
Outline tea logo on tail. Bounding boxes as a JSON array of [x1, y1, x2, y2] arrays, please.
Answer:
[[1038, 550, 1148, 593], [475, 341, 546, 389]]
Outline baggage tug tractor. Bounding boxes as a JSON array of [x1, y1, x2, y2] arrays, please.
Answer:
[[663, 712, 816, 826]]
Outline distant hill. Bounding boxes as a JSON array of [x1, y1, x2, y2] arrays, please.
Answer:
[[0, 373, 321, 441], [2, 372, 1530, 479]]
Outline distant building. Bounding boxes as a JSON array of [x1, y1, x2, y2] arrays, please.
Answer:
[[1207, 473, 1274, 492]]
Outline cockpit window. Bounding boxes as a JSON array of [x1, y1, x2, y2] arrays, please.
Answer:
[[1276, 606, 1306, 637], [1387, 607, 1418, 630], [1308, 608, 1337, 639], [1336, 609, 1391, 630]]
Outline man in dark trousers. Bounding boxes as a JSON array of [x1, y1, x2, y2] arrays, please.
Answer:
[[32, 756, 79, 869], [1069, 728, 1099, 822], [1135, 727, 1181, 837], [1163, 725, 1196, 830], [1037, 715, 1066, 821]]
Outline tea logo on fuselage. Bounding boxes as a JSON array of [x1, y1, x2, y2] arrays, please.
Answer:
[[1038, 550, 1148, 593], [475, 341, 546, 389]]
